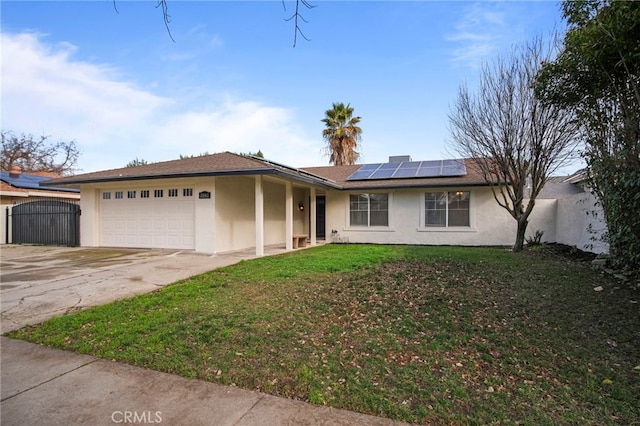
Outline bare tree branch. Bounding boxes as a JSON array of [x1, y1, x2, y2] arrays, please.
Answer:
[[448, 37, 582, 251], [155, 0, 175, 43], [283, 0, 315, 47], [1, 131, 80, 176]]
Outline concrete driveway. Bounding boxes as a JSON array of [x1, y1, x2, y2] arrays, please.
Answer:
[[0, 244, 286, 334]]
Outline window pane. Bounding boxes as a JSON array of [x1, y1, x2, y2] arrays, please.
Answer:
[[370, 211, 388, 226], [448, 210, 470, 226], [448, 191, 470, 226], [350, 211, 368, 226], [370, 194, 388, 211], [350, 194, 368, 226], [349, 193, 388, 227], [426, 210, 446, 227], [425, 192, 447, 227]]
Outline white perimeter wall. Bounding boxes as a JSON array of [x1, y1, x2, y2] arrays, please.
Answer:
[[1, 204, 12, 244], [556, 191, 609, 253]]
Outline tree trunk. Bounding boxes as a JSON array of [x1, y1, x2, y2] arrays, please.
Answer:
[[513, 218, 528, 252]]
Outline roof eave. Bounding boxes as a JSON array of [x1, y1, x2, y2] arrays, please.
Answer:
[[39, 169, 280, 187], [342, 181, 498, 191]]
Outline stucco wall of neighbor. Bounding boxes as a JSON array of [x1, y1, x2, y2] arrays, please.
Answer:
[[215, 176, 256, 253], [194, 177, 216, 253], [556, 191, 608, 253], [326, 186, 525, 247]]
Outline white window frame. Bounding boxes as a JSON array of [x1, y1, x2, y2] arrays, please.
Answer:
[[419, 190, 475, 232], [345, 192, 393, 230]]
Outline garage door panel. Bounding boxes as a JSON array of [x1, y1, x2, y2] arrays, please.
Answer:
[[100, 189, 195, 249]]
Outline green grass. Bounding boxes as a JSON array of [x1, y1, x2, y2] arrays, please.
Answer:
[[8, 244, 640, 424]]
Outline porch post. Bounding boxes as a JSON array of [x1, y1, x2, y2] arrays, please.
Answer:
[[285, 181, 293, 250], [310, 187, 317, 245], [255, 175, 264, 256]]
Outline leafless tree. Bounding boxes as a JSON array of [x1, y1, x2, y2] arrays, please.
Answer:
[[448, 38, 582, 251], [1, 131, 80, 176]]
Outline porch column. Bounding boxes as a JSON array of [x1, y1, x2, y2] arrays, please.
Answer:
[[285, 181, 293, 250], [255, 175, 264, 256], [310, 187, 317, 245]]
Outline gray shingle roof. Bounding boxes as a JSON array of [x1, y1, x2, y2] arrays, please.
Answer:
[[41, 153, 493, 190]]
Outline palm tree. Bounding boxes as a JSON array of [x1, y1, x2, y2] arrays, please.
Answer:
[[321, 102, 362, 165]]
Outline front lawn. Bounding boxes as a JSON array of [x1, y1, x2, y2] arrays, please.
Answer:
[[8, 244, 639, 424]]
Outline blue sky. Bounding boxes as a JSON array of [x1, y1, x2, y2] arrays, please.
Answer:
[[1, 1, 564, 173]]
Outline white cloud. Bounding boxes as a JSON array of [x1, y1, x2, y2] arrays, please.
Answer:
[[446, 2, 512, 69], [1, 32, 321, 172]]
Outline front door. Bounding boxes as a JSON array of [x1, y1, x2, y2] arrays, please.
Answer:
[[315, 196, 326, 239]]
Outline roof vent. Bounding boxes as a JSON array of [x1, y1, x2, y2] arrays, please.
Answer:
[[9, 165, 21, 178], [388, 155, 412, 163]]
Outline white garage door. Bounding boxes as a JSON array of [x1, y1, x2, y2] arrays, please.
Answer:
[[99, 187, 195, 249]]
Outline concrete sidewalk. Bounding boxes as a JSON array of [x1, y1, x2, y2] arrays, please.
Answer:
[[1, 337, 405, 425]]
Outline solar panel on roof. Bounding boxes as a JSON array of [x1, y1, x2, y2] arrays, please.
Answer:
[[0, 171, 80, 193], [347, 168, 377, 180], [370, 169, 397, 179], [378, 162, 399, 170], [345, 159, 467, 181], [393, 162, 420, 179], [0, 171, 49, 190], [441, 159, 466, 176], [358, 163, 381, 171]]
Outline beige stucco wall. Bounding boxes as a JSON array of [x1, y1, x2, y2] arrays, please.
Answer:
[[214, 176, 308, 253], [263, 180, 286, 246], [326, 186, 523, 246], [324, 187, 572, 248], [292, 187, 308, 235], [79, 185, 99, 247], [215, 176, 256, 253], [76, 175, 309, 254], [324, 186, 606, 252], [194, 178, 216, 253]]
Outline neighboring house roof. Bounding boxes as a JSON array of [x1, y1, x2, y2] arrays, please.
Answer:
[[563, 169, 588, 185], [0, 168, 80, 196], [537, 176, 585, 199], [40, 153, 493, 191]]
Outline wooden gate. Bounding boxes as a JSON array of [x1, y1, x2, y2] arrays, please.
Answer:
[[9, 200, 80, 247]]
